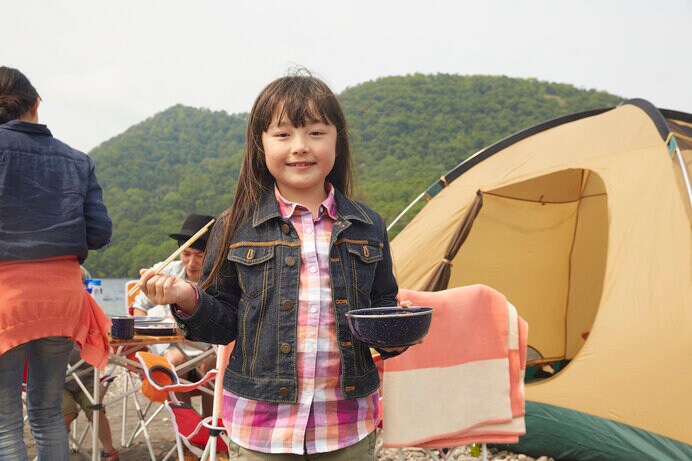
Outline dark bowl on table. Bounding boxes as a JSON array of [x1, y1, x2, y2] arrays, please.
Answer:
[[345, 306, 434, 348]]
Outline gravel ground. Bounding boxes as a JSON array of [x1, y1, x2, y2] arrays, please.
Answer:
[[22, 369, 551, 460], [377, 447, 554, 461]]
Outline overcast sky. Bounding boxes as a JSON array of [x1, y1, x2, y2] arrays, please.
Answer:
[[4, 0, 690, 152]]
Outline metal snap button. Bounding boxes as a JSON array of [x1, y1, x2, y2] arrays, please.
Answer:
[[285, 256, 295, 266], [282, 300, 293, 311], [279, 387, 289, 398], [281, 224, 290, 235], [280, 343, 291, 354]]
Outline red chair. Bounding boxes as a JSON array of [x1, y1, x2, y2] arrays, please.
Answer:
[[135, 350, 229, 461], [125, 279, 140, 316]]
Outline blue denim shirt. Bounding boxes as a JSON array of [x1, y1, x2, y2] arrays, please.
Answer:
[[172, 187, 399, 403], [0, 121, 112, 262]]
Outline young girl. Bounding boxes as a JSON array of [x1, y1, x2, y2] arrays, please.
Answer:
[[138, 73, 401, 459]]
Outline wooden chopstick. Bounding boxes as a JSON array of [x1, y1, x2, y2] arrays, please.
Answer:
[[127, 218, 215, 298]]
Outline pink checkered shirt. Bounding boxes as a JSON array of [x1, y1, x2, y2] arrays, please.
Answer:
[[221, 185, 380, 454]]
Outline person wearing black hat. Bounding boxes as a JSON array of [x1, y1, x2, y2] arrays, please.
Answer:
[[131, 213, 216, 415], [132, 213, 215, 317]]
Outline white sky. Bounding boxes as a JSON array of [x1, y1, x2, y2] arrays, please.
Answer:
[[4, 0, 690, 152]]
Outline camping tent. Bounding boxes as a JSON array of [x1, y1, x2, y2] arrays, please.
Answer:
[[390, 99, 692, 460]]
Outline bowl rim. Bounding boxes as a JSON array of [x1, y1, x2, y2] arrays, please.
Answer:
[[345, 306, 433, 319]]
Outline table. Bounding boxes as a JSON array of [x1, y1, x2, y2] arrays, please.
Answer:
[[72, 332, 216, 461]]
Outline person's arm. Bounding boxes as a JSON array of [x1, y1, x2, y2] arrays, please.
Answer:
[[139, 218, 240, 345], [130, 281, 157, 316], [83, 157, 112, 249], [137, 270, 197, 312], [369, 212, 407, 357], [369, 213, 399, 309], [131, 308, 147, 317]]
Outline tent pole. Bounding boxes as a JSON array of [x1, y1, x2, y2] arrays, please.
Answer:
[[387, 191, 427, 232], [673, 145, 692, 210]]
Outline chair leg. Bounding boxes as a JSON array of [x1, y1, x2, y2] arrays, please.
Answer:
[[67, 430, 91, 459], [199, 434, 219, 461], [422, 448, 442, 460], [75, 419, 90, 451], [121, 375, 130, 446], [175, 429, 186, 461], [161, 444, 178, 461], [122, 372, 158, 460]]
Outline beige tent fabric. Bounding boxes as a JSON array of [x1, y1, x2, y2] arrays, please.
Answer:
[[423, 190, 483, 292], [391, 104, 692, 444], [450, 192, 577, 360]]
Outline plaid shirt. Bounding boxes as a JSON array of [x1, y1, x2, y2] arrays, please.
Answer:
[[222, 185, 380, 454]]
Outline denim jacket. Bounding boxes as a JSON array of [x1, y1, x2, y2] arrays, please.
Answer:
[[172, 187, 399, 403], [0, 121, 112, 262]]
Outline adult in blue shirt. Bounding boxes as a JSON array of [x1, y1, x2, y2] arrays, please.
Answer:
[[0, 66, 112, 461]]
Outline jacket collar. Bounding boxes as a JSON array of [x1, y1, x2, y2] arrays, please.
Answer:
[[253, 184, 373, 227], [0, 120, 53, 137]]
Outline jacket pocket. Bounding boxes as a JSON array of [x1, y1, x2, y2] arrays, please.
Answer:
[[227, 244, 275, 298], [345, 242, 383, 298]]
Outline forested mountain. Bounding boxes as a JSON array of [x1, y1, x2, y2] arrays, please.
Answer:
[[87, 74, 622, 277]]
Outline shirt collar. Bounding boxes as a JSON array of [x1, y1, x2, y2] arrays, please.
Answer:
[[0, 120, 53, 137], [275, 183, 338, 221]]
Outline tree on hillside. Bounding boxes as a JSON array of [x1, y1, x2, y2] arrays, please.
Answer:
[[86, 75, 622, 277]]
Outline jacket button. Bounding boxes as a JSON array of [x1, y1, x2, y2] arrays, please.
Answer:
[[281, 224, 290, 235], [280, 343, 291, 354], [279, 387, 289, 398], [282, 300, 293, 311], [285, 256, 295, 266]]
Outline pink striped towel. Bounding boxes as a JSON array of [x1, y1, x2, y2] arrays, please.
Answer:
[[382, 285, 528, 448]]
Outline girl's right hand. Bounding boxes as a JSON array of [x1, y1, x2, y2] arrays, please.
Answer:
[[138, 269, 198, 313]]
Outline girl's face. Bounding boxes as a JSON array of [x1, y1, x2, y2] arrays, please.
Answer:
[[262, 115, 337, 204]]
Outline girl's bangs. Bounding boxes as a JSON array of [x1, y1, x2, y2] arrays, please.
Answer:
[[267, 93, 334, 130]]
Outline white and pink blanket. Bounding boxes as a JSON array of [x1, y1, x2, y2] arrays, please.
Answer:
[[382, 285, 528, 448]]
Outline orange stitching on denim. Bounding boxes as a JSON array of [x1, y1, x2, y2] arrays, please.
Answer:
[[228, 240, 300, 249]]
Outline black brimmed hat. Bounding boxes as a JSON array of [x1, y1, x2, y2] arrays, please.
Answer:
[[169, 213, 215, 252]]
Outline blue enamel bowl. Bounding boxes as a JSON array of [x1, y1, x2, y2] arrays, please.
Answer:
[[345, 306, 434, 348]]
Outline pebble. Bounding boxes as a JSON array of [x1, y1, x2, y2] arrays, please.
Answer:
[[108, 369, 556, 461], [377, 446, 553, 461]]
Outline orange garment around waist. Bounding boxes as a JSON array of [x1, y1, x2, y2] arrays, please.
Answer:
[[0, 256, 111, 368]]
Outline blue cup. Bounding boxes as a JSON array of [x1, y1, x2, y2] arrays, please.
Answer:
[[110, 316, 135, 339]]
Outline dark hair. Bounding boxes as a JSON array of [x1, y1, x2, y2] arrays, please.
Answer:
[[201, 71, 354, 290], [0, 67, 40, 124]]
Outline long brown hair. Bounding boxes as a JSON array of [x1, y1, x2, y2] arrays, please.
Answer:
[[201, 72, 354, 290], [0, 66, 40, 124]]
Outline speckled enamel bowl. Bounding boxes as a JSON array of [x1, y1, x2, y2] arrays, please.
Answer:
[[345, 306, 433, 348]]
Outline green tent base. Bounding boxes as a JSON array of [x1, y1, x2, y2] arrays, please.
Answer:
[[492, 401, 692, 461]]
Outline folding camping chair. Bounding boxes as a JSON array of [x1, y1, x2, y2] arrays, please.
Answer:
[[22, 354, 119, 460], [135, 349, 230, 461], [125, 279, 140, 316], [116, 280, 165, 457], [63, 367, 118, 459]]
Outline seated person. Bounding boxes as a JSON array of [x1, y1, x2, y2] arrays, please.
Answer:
[[131, 213, 216, 415], [62, 347, 119, 461]]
